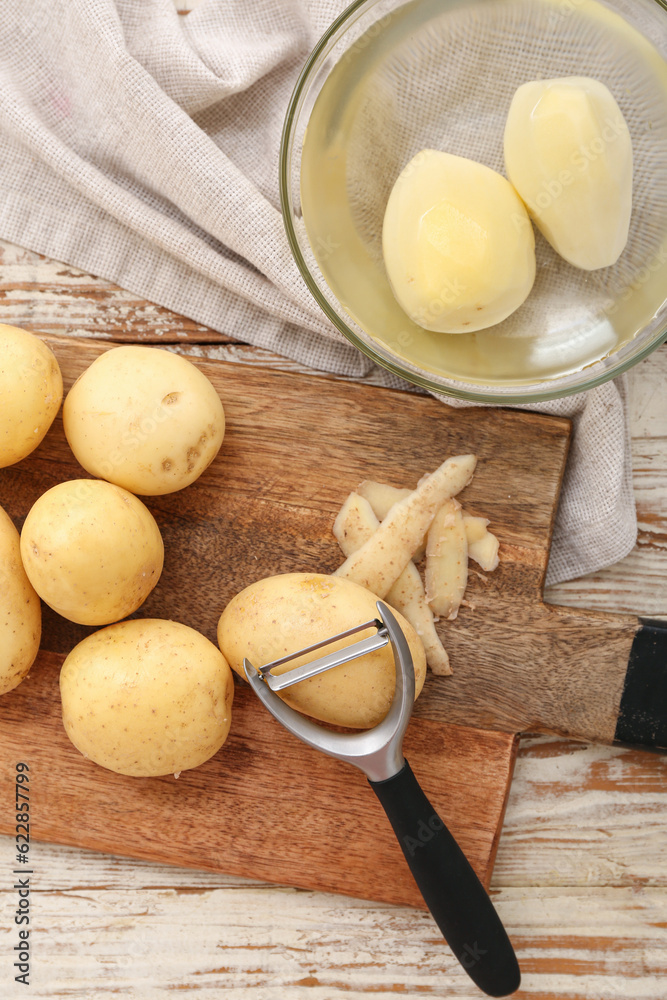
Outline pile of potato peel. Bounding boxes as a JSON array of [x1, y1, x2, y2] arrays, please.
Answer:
[[331, 456, 499, 676]]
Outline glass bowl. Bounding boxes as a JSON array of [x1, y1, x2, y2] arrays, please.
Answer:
[[280, 0, 667, 403]]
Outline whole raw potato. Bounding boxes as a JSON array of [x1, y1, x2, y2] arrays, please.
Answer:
[[63, 345, 225, 495], [0, 324, 63, 468], [20, 479, 164, 626], [60, 619, 235, 777], [218, 573, 427, 729], [0, 505, 41, 695]]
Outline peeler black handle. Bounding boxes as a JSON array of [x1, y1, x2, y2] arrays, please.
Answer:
[[369, 759, 520, 998]]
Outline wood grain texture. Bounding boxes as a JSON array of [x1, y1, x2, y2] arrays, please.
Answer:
[[0, 875, 664, 999], [0, 648, 516, 906], [0, 333, 650, 909], [0, 242, 225, 345], [495, 736, 667, 889], [0, 239, 665, 999], [546, 351, 667, 622], [0, 334, 571, 654], [2, 734, 665, 1000], [0, 334, 646, 747], [3, 236, 663, 617], [0, 335, 539, 906]]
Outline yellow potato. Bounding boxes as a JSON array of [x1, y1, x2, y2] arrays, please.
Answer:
[[63, 345, 225, 495], [60, 619, 234, 777], [504, 77, 632, 270], [0, 505, 41, 695], [218, 572, 427, 729], [383, 150, 535, 333], [20, 479, 164, 626], [0, 324, 62, 468]]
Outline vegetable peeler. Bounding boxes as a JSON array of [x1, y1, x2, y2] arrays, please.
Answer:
[[243, 601, 521, 998]]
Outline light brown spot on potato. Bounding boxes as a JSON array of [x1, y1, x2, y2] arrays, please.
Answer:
[[162, 392, 181, 406]]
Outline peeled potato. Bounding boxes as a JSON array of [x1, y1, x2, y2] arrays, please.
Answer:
[[382, 150, 535, 333], [63, 345, 225, 495], [20, 479, 164, 626], [60, 619, 234, 777], [504, 77, 632, 270], [0, 505, 41, 695], [0, 325, 62, 468], [218, 572, 427, 729]]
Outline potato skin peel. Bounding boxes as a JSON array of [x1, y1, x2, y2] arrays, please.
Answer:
[[464, 514, 500, 571], [333, 493, 451, 676], [425, 498, 468, 620], [333, 455, 476, 597], [218, 572, 426, 729], [334, 465, 501, 673]]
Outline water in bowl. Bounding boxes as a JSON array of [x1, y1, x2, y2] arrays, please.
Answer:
[[300, 0, 667, 387]]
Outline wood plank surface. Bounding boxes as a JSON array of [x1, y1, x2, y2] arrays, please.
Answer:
[[1, 335, 648, 748], [0, 238, 665, 998], [1, 335, 554, 906], [0, 650, 516, 906]]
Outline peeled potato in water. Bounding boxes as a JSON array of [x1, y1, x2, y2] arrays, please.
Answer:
[[504, 76, 632, 270], [382, 150, 536, 333]]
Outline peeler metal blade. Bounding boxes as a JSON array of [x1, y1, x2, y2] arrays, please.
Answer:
[[254, 617, 389, 692], [243, 601, 414, 783]]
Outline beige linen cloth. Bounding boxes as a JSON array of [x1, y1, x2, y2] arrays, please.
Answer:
[[0, 0, 637, 585]]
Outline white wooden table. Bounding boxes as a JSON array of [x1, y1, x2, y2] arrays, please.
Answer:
[[0, 236, 666, 999]]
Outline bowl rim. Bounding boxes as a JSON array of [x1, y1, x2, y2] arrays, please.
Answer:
[[279, 0, 667, 403]]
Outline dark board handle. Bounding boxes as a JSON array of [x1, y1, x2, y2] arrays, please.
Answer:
[[614, 620, 667, 752]]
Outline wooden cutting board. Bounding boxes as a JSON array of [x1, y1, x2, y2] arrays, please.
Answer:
[[0, 334, 579, 909]]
